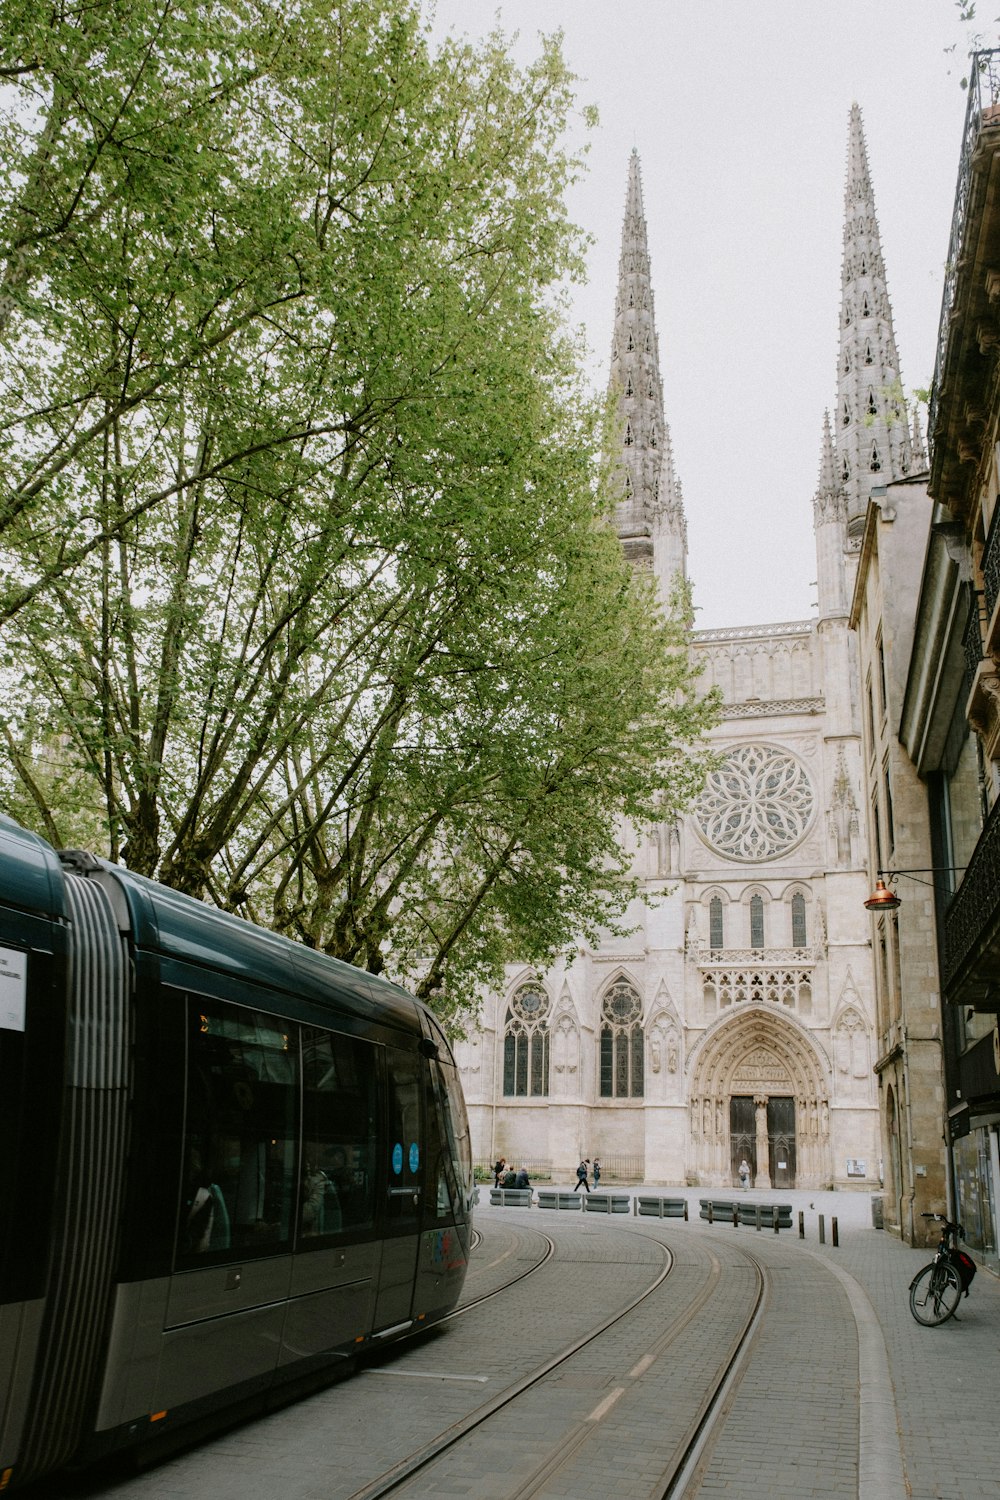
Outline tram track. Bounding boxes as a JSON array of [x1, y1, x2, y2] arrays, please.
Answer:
[[351, 1219, 770, 1500], [348, 1222, 674, 1500]]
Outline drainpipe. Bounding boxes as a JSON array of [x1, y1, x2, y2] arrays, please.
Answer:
[[902, 1024, 916, 1244]]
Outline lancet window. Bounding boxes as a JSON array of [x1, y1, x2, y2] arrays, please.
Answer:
[[709, 896, 724, 950], [503, 984, 550, 1098], [599, 979, 644, 1098], [750, 894, 765, 949], [791, 892, 807, 948], [870, 443, 881, 472]]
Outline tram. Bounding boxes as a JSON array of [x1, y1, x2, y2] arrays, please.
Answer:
[[0, 815, 473, 1489]]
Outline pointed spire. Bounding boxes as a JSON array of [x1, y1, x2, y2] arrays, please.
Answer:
[[910, 404, 928, 469], [836, 104, 912, 540], [609, 151, 686, 577], [814, 410, 848, 526]]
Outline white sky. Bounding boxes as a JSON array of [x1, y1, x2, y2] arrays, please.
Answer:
[[425, 1, 972, 629]]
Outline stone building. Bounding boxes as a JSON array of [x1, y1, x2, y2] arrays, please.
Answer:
[[897, 52, 1000, 1270], [850, 465, 951, 1245], [455, 111, 926, 1194]]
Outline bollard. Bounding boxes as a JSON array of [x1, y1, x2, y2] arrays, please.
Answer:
[[707, 1201, 713, 1224], [832, 1216, 839, 1247], [819, 1213, 826, 1244], [774, 1209, 779, 1235], [683, 1200, 689, 1222], [732, 1203, 739, 1228], [755, 1205, 761, 1232], [798, 1210, 804, 1239]]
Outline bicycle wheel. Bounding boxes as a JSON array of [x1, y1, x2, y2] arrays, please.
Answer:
[[909, 1260, 962, 1325]]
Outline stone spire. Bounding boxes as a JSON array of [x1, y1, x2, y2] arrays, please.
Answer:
[[814, 410, 849, 620], [814, 410, 848, 527], [911, 404, 928, 469], [609, 151, 686, 592], [836, 104, 912, 542]]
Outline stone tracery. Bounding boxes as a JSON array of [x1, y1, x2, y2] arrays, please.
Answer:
[[695, 744, 815, 861]]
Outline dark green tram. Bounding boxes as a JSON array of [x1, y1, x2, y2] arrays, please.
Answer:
[[0, 815, 473, 1489]]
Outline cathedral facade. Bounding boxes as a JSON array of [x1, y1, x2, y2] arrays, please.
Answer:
[[454, 110, 922, 1192]]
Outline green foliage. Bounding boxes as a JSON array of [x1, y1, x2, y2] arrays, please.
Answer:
[[0, 0, 718, 1016]]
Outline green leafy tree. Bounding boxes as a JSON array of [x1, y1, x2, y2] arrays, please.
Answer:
[[0, 0, 718, 1016]]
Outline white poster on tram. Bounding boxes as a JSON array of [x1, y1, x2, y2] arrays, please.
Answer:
[[0, 944, 27, 1031]]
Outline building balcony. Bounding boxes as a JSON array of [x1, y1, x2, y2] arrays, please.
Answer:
[[929, 49, 1000, 526], [694, 946, 817, 968], [942, 791, 1000, 1008]]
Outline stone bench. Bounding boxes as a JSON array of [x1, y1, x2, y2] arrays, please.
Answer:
[[582, 1193, 631, 1214], [536, 1190, 583, 1210], [635, 1196, 688, 1219], [489, 1188, 533, 1207], [738, 1202, 792, 1229], [698, 1198, 792, 1229]]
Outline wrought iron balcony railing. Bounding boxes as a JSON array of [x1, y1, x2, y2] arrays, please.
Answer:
[[929, 49, 1000, 445], [942, 789, 1000, 990], [962, 587, 985, 701], [983, 500, 1000, 623]]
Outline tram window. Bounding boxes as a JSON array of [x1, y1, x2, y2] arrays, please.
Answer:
[[423, 1059, 467, 1220], [300, 1028, 377, 1239], [385, 1047, 422, 1226], [180, 999, 296, 1264]]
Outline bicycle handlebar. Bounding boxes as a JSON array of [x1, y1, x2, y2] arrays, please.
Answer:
[[920, 1212, 963, 1238]]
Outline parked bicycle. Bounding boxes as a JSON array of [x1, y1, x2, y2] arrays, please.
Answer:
[[908, 1213, 977, 1326]]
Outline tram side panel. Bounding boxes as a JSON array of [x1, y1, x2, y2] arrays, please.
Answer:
[[1, 824, 473, 1484], [0, 825, 69, 1482]]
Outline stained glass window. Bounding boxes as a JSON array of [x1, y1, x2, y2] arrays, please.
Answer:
[[503, 984, 550, 1098], [791, 892, 807, 948], [599, 980, 643, 1098], [750, 894, 764, 950]]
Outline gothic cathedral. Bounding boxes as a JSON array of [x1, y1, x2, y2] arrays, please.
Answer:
[[454, 108, 920, 1191]]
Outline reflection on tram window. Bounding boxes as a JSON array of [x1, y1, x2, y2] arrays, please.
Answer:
[[180, 999, 296, 1263], [300, 1028, 377, 1239], [424, 1060, 463, 1221]]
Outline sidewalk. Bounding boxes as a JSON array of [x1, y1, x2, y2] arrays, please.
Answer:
[[486, 1184, 1000, 1498]]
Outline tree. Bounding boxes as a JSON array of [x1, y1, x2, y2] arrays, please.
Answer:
[[0, 0, 718, 1018]]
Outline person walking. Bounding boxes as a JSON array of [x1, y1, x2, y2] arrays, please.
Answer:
[[592, 1158, 601, 1188], [738, 1158, 751, 1190], [574, 1158, 591, 1193]]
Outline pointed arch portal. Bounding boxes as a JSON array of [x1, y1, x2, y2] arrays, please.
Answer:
[[688, 1010, 831, 1189]]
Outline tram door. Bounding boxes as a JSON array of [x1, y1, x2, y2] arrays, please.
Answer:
[[768, 1097, 796, 1188], [730, 1096, 756, 1186], [374, 1046, 424, 1332]]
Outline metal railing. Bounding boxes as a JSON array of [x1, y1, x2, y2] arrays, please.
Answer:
[[962, 588, 985, 700], [929, 49, 1000, 446], [983, 501, 1000, 621], [477, 1154, 645, 1184], [943, 790, 1000, 989]]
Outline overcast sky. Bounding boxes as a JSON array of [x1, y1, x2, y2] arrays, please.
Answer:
[[424, 1, 973, 629]]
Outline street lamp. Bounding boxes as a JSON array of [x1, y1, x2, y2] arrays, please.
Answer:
[[863, 877, 900, 911], [863, 867, 965, 911]]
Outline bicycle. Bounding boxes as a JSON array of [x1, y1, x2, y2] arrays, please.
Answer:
[[908, 1213, 973, 1326]]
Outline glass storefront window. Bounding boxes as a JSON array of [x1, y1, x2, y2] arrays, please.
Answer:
[[953, 1127, 998, 1268]]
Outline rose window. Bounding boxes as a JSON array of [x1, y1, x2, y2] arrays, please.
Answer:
[[695, 744, 814, 861], [510, 984, 548, 1023]]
